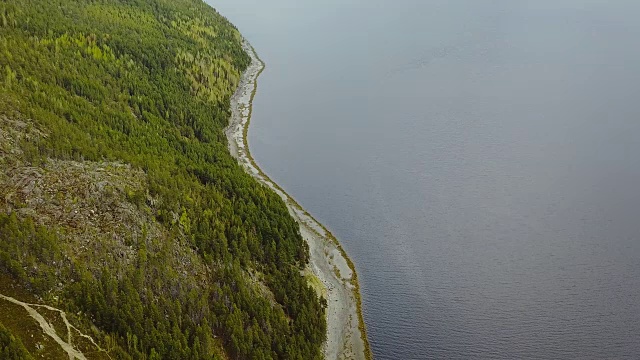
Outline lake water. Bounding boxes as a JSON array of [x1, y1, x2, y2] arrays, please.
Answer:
[[210, 1, 640, 358]]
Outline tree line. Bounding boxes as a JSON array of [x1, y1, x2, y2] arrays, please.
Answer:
[[0, 0, 326, 358]]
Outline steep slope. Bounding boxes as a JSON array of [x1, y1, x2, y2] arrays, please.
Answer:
[[0, 0, 325, 359]]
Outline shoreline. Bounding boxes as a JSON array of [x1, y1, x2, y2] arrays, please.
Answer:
[[225, 40, 372, 360]]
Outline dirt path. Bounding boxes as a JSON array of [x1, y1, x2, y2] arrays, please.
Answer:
[[0, 293, 110, 360]]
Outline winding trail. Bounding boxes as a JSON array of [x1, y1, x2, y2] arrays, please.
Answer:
[[0, 293, 110, 360], [225, 39, 371, 360]]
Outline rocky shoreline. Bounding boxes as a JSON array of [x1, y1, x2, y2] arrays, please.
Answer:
[[224, 40, 370, 360]]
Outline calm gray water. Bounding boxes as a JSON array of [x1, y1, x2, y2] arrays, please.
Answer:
[[210, 1, 640, 358]]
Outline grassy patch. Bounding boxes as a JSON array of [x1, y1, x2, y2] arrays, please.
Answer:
[[303, 267, 328, 300]]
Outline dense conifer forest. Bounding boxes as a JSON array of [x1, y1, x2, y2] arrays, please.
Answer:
[[0, 0, 326, 358]]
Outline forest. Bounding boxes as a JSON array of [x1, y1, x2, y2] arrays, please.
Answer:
[[0, 0, 326, 359]]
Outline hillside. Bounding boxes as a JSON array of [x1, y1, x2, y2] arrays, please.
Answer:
[[0, 0, 326, 359]]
